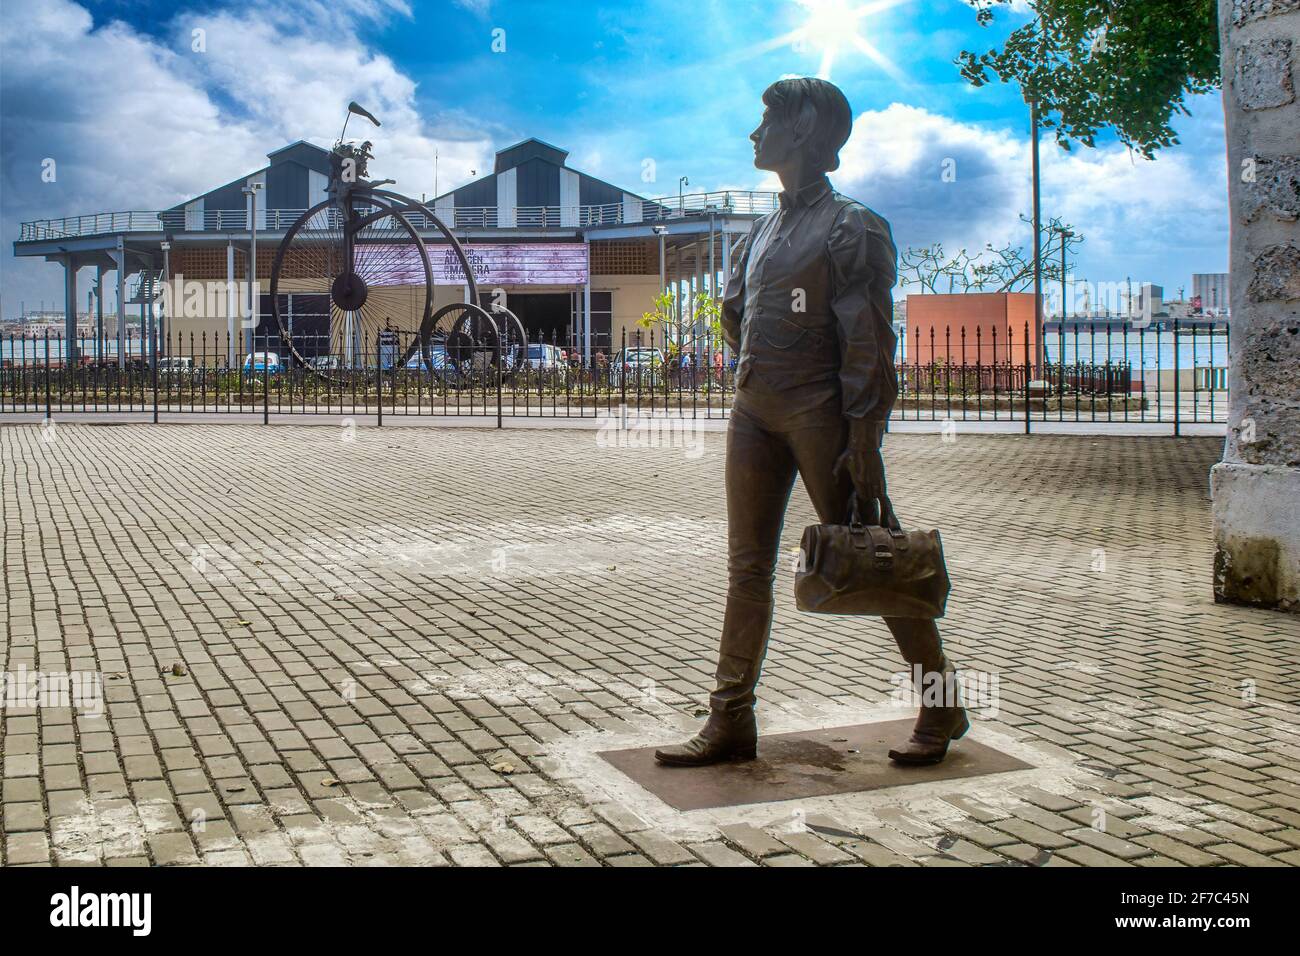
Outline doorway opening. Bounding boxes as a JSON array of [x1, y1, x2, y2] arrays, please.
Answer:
[[508, 292, 573, 347]]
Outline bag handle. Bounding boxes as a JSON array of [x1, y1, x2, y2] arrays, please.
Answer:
[[849, 491, 903, 536]]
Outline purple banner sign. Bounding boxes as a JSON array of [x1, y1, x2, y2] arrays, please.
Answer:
[[431, 243, 588, 286], [355, 242, 589, 287]]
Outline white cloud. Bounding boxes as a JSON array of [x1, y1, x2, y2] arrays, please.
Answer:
[[0, 0, 494, 309], [832, 102, 1228, 290]]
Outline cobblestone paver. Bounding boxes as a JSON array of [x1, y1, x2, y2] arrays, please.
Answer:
[[1, 423, 1297, 866]]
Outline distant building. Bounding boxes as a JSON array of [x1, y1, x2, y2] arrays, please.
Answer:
[[1138, 283, 1163, 322], [1192, 273, 1230, 315], [904, 292, 1041, 364]]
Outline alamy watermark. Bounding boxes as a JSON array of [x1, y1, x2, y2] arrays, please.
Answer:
[[889, 664, 1000, 719], [156, 273, 263, 329], [1, 665, 103, 716], [595, 404, 705, 459]]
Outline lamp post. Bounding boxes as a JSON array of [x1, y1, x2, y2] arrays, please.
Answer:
[[678, 176, 689, 215]]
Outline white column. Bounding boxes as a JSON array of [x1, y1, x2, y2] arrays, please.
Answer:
[[582, 238, 592, 363], [63, 255, 78, 365], [496, 168, 517, 228], [114, 236, 127, 368], [226, 241, 236, 365], [95, 265, 104, 361], [560, 168, 580, 227]]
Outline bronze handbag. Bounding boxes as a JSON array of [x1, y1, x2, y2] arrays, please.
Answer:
[[795, 494, 951, 619]]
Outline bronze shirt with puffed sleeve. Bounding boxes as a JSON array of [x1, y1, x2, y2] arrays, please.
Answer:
[[720, 175, 898, 449]]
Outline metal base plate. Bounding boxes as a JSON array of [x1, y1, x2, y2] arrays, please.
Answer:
[[598, 719, 1032, 812]]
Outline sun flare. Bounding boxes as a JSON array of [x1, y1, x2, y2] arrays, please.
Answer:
[[789, 0, 910, 81]]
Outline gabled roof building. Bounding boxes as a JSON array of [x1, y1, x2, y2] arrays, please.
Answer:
[[15, 136, 777, 363]]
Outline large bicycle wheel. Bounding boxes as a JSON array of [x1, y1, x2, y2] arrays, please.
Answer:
[[269, 192, 432, 377]]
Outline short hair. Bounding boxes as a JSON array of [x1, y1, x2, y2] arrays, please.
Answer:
[[761, 77, 853, 173]]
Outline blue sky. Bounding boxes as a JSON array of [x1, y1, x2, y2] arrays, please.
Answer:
[[1, 0, 1230, 312]]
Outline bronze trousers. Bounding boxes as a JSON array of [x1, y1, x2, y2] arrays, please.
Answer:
[[711, 377, 947, 714]]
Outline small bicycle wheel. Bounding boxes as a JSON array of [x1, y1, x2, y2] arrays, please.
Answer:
[[270, 192, 432, 377], [481, 305, 528, 380], [419, 302, 503, 388]]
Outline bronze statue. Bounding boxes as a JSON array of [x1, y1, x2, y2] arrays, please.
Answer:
[[655, 78, 968, 768]]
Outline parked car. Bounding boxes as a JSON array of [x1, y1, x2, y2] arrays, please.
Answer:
[[610, 346, 665, 386], [523, 343, 566, 371], [404, 346, 462, 384], [242, 351, 283, 374], [309, 354, 344, 372], [157, 356, 199, 380]]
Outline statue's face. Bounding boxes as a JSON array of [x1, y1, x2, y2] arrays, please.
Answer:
[[750, 104, 801, 173]]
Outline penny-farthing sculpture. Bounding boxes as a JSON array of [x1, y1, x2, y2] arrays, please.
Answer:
[[420, 303, 528, 386], [269, 103, 497, 378]]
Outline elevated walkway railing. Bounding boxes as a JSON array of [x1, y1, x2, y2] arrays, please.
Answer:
[[19, 191, 781, 241]]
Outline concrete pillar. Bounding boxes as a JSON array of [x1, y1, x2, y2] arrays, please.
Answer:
[[114, 237, 127, 368], [144, 265, 155, 371], [95, 266, 104, 361], [1211, 0, 1300, 612], [696, 238, 706, 359], [676, 243, 686, 343], [226, 241, 237, 365], [63, 255, 78, 365], [721, 230, 733, 363], [708, 217, 716, 296], [583, 236, 592, 364]]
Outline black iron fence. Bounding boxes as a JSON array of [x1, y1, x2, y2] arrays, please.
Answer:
[[0, 320, 1229, 432]]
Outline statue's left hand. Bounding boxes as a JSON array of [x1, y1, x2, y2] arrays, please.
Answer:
[[834, 445, 886, 516], [837, 418, 889, 522]]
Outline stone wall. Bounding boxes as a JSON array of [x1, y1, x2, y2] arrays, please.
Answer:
[[1211, 0, 1300, 610]]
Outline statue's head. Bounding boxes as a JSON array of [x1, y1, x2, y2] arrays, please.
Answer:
[[750, 77, 852, 176]]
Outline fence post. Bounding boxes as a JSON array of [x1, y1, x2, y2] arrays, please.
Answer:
[[376, 330, 383, 427], [620, 327, 628, 410], [1173, 317, 1180, 437], [262, 337, 270, 426], [153, 324, 159, 424], [496, 334, 503, 430], [1024, 320, 1032, 435], [44, 331, 52, 422]]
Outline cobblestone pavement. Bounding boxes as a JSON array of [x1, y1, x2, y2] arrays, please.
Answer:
[[1, 422, 1297, 867]]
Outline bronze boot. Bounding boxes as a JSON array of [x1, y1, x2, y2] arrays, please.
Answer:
[[655, 594, 771, 767], [887, 620, 969, 765], [653, 707, 758, 766]]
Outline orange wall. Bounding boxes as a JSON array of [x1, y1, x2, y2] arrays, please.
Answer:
[[905, 293, 1042, 365]]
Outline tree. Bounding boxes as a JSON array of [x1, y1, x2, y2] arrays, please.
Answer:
[[639, 290, 722, 357], [899, 218, 1084, 295], [958, 1, 1220, 157]]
